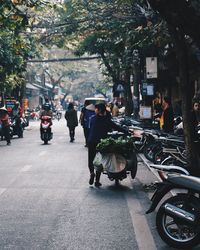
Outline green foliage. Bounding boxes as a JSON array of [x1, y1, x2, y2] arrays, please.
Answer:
[[52, 0, 170, 83], [0, 1, 46, 92], [96, 136, 134, 155]]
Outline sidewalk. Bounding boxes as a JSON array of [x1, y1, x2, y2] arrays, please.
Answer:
[[138, 153, 163, 181]]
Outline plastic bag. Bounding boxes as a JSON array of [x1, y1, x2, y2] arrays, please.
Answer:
[[93, 152, 103, 171], [101, 153, 126, 173]]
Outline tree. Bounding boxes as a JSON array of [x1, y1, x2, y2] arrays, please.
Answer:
[[147, 0, 200, 173], [48, 0, 164, 114], [0, 1, 47, 100]]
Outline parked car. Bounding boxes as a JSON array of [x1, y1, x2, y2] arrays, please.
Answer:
[[84, 97, 106, 106]]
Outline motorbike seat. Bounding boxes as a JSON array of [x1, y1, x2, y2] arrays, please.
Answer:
[[167, 174, 200, 192]]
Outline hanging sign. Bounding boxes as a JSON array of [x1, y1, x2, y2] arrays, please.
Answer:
[[146, 57, 157, 79]]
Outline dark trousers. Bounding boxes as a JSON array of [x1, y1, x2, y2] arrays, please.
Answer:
[[83, 127, 90, 145], [68, 126, 75, 140], [2, 126, 11, 143], [88, 142, 97, 174], [88, 142, 102, 182]]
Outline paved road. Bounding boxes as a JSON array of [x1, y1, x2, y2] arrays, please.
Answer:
[[0, 117, 172, 250]]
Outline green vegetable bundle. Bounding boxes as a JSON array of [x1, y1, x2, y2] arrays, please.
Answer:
[[96, 137, 133, 156]]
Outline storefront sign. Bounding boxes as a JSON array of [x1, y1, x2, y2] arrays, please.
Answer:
[[146, 57, 157, 79]]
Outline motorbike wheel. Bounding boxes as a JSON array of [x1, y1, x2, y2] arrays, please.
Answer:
[[115, 179, 120, 185], [43, 132, 49, 144], [156, 194, 200, 249]]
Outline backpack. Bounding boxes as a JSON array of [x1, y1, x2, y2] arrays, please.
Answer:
[[84, 110, 95, 128]]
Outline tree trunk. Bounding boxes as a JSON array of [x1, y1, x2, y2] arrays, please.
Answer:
[[100, 51, 118, 83], [124, 70, 133, 116], [133, 63, 140, 118], [172, 28, 198, 174]]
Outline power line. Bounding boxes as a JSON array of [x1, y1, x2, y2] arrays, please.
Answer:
[[28, 56, 101, 63]]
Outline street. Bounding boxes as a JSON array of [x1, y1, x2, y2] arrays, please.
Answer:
[[0, 116, 170, 250]]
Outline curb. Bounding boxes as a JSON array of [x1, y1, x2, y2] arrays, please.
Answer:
[[138, 153, 162, 182]]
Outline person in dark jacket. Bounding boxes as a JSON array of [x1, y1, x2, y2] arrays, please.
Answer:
[[79, 103, 95, 147], [87, 103, 129, 187], [160, 96, 174, 133], [79, 100, 90, 146], [65, 103, 78, 142]]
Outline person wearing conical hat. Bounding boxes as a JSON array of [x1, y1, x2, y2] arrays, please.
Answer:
[[0, 107, 11, 145]]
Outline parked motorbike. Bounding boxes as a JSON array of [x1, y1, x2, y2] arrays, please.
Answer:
[[40, 115, 53, 144], [94, 132, 138, 185], [150, 163, 190, 181], [10, 116, 24, 138], [146, 174, 200, 249]]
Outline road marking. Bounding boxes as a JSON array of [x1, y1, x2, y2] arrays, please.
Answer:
[[125, 191, 157, 250], [0, 188, 6, 196], [20, 165, 32, 172]]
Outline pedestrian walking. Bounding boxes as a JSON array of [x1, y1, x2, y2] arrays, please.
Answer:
[[65, 103, 78, 142], [87, 103, 129, 187], [0, 107, 11, 145], [79, 100, 89, 146], [160, 96, 174, 133], [81, 104, 95, 147]]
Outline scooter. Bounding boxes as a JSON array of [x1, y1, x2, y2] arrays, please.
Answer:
[[150, 163, 190, 181], [146, 173, 200, 249], [40, 115, 53, 144], [10, 116, 23, 138]]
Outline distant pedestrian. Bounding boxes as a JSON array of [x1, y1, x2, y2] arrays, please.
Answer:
[[160, 96, 174, 133], [0, 107, 11, 145], [65, 103, 78, 142], [79, 100, 89, 146], [79, 102, 95, 147]]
